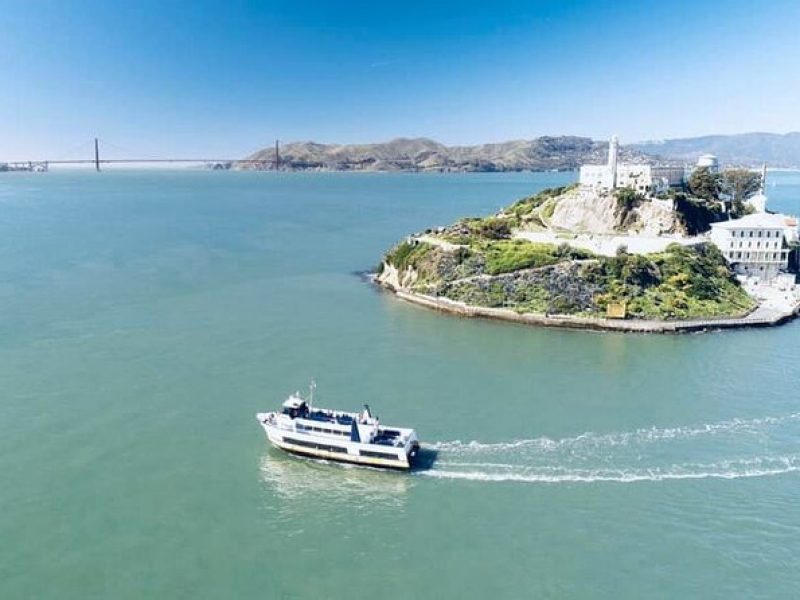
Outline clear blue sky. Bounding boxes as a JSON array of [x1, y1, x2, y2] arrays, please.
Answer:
[[1, 0, 798, 159]]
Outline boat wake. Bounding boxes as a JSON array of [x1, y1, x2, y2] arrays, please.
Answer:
[[420, 413, 800, 484], [428, 412, 800, 454], [421, 455, 800, 483]]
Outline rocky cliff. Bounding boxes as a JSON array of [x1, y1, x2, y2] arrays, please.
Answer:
[[546, 187, 684, 236]]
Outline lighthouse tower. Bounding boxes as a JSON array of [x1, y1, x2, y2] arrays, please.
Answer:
[[607, 135, 619, 189]]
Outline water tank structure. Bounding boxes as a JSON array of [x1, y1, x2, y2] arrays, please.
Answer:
[[696, 154, 719, 173]]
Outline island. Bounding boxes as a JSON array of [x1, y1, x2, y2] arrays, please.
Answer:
[[375, 138, 800, 333]]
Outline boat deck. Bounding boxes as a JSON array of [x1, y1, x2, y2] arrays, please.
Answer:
[[304, 410, 355, 426]]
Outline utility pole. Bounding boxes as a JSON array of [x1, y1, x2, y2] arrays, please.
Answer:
[[275, 139, 280, 171], [94, 137, 100, 172]]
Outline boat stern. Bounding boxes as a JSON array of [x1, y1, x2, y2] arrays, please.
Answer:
[[404, 430, 421, 469]]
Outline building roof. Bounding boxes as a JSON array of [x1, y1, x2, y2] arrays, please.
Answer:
[[711, 212, 795, 230]]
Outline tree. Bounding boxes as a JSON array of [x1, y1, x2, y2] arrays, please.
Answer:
[[673, 193, 725, 235], [614, 187, 644, 211], [687, 166, 723, 202], [620, 254, 658, 287], [476, 217, 511, 239], [722, 168, 762, 205]]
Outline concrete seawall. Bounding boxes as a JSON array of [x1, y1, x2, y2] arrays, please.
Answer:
[[382, 286, 800, 334]]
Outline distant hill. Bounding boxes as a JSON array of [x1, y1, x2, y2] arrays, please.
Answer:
[[629, 132, 800, 168], [238, 132, 800, 172], [238, 136, 654, 172]]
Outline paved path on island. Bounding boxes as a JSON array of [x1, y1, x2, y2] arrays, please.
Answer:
[[414, 234, 465, 251], [513, 230, 708, 257], [416, 230, 707, 258]]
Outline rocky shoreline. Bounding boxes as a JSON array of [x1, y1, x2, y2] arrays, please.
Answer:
[[375, 278, 800, 334]]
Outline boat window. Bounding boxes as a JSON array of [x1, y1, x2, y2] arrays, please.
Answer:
[[360, 449, 399, 459], [284, 437, 348, 453]]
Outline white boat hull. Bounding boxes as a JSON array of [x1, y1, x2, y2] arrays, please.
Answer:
[[259, 419, 418, 471]]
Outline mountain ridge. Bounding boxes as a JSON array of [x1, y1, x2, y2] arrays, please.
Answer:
[[237, 132, 800, 172], [239, 136, 655, 172], [629, 132, 800, 168]]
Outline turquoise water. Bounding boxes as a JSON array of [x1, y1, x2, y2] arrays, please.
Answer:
[[1, 170, 800, 598]]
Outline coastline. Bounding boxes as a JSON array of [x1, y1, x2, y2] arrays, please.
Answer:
[[375, 278, 800, 334]]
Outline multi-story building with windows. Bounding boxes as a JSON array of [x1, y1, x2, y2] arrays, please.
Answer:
[[709, 213, 799, 280]]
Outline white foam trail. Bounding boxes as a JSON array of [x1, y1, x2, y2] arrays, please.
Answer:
[[426, 412, 800, 455], [420, 455, 800, 484]]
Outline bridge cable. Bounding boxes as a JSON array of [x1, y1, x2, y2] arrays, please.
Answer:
[[50, 139, 96, 162]]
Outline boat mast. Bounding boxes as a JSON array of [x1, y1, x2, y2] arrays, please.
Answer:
[[308, 380, 316, 410]]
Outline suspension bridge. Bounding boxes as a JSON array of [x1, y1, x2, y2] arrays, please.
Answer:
[[2, 138, 281, 172]]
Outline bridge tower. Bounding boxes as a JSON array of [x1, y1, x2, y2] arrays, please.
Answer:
[[94, 138, 100, 172]]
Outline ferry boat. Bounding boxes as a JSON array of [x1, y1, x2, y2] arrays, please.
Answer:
[[256, 386, 420, 471]]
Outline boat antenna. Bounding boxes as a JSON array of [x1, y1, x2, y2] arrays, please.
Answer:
[[308, 380, 316, 409]]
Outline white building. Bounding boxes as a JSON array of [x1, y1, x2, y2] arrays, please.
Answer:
[[709, 213, 798, 280], [579, 136, 685, 195]]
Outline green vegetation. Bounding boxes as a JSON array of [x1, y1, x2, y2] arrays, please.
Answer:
[[593, 243, 754, 319], [439, 184, 581, 243], [507, 184, 578, 215], [614, 187, 645, 212], [466, 217, 512, 240], [504, 184, 578, 227], [380, 186, 757, 322], [385, 237, 593, 279], [680, 166, 761, 229], [472, 240, 592, 275], [614, 187, 646, 230], [672, 192, 725, 236], [540, 200, 557, 221], [723, 169, 759, 218], [433, 242, 754, 320], [687, 166, 722, 202], [443, 278, 551, 313], [723, 168, 762, 206], [383, 240, 435, 271], [483, 240, 560, 274], [440, 216, 513, 244]]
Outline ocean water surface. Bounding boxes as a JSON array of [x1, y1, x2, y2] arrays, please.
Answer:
[[1, 170, 799, 598]]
